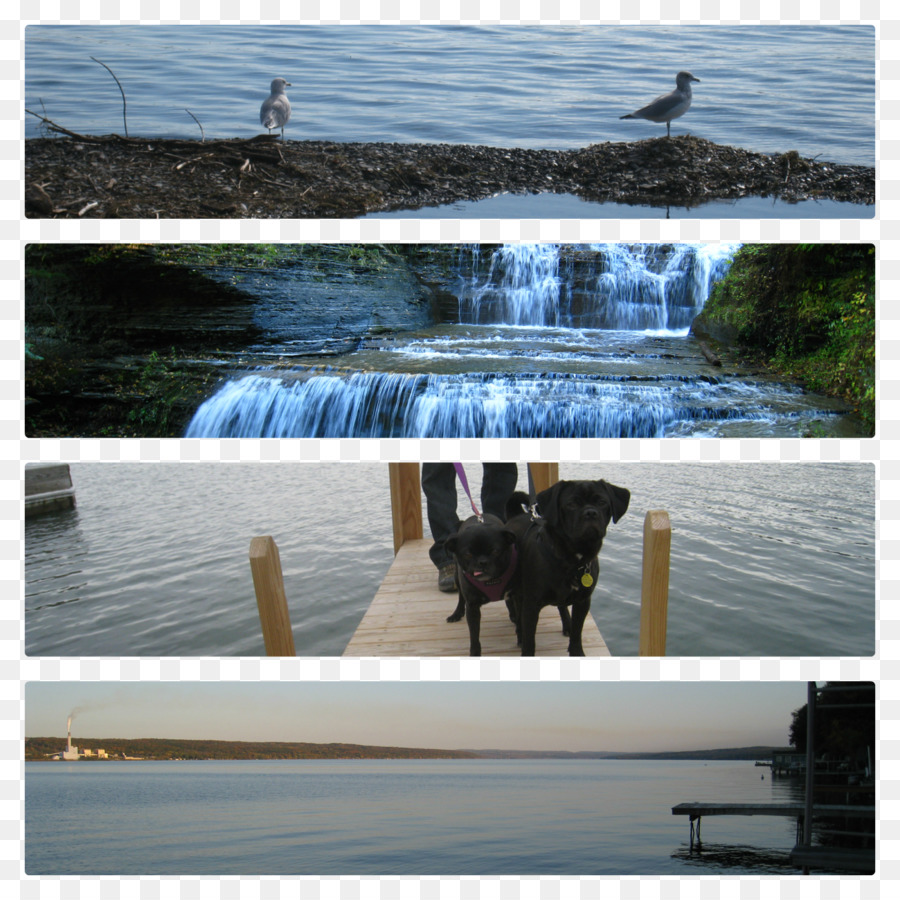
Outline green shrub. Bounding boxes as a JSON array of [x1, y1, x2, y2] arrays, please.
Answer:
[[704, 245, 875, 432]]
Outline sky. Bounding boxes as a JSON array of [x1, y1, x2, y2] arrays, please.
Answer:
[[25, 681, 808, 753]]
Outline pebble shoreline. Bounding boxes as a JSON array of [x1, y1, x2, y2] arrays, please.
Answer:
[[25, 134, 874, 219]]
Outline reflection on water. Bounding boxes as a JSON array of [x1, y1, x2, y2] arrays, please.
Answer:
[[674, 842, 800, 874], [25, 759, 815, 876], [24, 462, 875, 658], [366, 191, 875, 220]]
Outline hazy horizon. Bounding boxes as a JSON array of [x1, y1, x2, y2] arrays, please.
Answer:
[[27, 682, 805, 754]]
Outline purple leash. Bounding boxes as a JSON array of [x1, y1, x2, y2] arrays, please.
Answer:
[[453, 462, 482, 520]]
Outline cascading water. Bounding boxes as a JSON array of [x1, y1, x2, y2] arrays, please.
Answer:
[[455, 243, 738, 332], [458, 243, 563, 326], [184, 243, 856, 439]]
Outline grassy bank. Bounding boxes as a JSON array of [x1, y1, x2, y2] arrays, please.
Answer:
[[698, 244, 875, 433]]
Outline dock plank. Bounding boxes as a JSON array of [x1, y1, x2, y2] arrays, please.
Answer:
[[344, 539, 612, 657], [672, 802, 875, 818], [25, 462, 76, 517], [672, 802, 806, 818]]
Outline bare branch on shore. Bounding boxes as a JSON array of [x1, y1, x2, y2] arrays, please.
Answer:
[[25, 109, 98, 141], [184, 109, 205, 142], [90, 57, 129, 137]]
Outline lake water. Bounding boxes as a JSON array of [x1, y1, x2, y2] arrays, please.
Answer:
[[365, 192, 871, 220], [24, 461, 875, 658], [25, 758, 811, 875], [25, 25, 874, 167]]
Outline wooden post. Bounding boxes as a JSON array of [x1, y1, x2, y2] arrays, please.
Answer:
[[249, 536, 296, 656], [388, 463, 423, 554], [802, 681, 816, 859], [639, 510, 671, 656], [527, 462, 559, 495]]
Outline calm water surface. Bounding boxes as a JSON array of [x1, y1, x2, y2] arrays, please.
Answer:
[[366, 192, 870, 220], [25, 759, 809, 875], [24, 462, 875, 658], [25, 25, 874, 166]]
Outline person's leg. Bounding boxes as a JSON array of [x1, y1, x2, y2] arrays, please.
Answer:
[[481, 463, 518, 520], [422, 463, 460, 590]]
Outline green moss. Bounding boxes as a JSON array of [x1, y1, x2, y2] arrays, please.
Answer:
[[151, 243, 398, 271]]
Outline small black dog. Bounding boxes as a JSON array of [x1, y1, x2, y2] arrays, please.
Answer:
[[505, 479, 630, 656], [445, 514, 518, 656]]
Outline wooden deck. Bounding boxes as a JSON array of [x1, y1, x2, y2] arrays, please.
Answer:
[[25, 462, 76, 517], [673, 802, 875, 873], [343, 539, 612, 657], [672, 802, 875, 819]]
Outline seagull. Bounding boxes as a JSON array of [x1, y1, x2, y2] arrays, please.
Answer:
[[260, 77, 292, 139], [620, 71, 700, 138]]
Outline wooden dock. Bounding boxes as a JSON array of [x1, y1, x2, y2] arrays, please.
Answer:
[[25, 462, 76, 517], [673, 801, 876, 870], [672, 801, 875, 823], [249, 462, 671, 657], [673, 802, 808, 819], [343, 538, 611, 657]]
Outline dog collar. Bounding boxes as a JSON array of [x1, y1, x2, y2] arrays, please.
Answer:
[[574, 560, 597, 590], [528, 517, 596, 589], [463, 546, 518, 603]]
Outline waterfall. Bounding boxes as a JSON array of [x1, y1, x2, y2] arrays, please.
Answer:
[[456, 243, 739, 331], [185, 368, 806, 439], [459, 244, 563, 326], [181, 241, 847, 441], [183, 370, 424, 439]]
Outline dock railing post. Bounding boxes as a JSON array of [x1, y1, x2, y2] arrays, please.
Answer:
[[527, 462, 559, 496], [389, 463, 423, 554], [802, 680, 816, 864], [249, 535, 297, 656], [639, 510, 671, 656]]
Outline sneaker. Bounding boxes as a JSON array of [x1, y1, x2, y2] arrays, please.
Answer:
[[438, 563, 458, 593]]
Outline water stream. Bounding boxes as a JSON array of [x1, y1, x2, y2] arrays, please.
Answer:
[[185, 244, 859, 439]]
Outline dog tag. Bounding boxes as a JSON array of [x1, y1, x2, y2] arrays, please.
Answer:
[[581, 572, 594, 588]]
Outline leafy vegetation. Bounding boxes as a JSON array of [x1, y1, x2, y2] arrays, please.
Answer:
[[789, 683, 875, 759], [153, 243, 400, 274], [702, 244, 875, 432]]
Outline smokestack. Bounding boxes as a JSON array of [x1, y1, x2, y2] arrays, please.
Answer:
[[67, 715, 72, 752]]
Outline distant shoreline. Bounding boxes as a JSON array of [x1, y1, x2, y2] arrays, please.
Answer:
[[26, 736, 785, 762]]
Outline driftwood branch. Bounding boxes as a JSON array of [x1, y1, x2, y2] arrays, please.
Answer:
[[697, 340, 722, 367], [25, 109, 98, 141], [90, 57, 128, 137]]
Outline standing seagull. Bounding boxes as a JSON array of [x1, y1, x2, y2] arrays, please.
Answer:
[[621, 71, 700, 138], [260, 77, 292, 139]]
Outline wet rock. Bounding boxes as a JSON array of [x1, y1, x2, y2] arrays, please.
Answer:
[[691, 313, 740, 349]]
